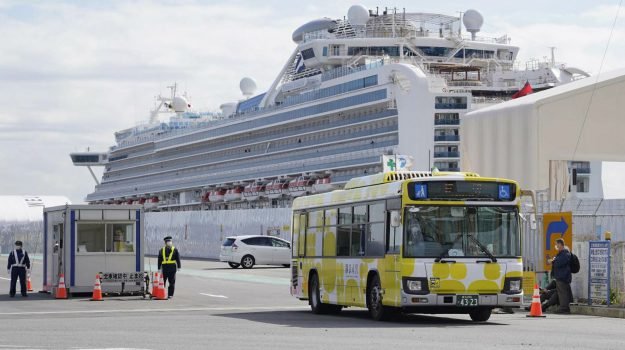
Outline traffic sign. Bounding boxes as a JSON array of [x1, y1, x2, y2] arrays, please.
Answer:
[[543, 212, 573, 271]]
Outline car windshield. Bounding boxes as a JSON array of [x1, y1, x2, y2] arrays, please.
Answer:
[[403, 206, 520, 258]]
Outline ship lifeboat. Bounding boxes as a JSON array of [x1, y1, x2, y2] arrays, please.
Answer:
[[201, 192, 210, 203], [266, 179, 289, 199], [243, 182, 266, 201], [126, 199, 134, 205], [138, 197, 147, 205], [313, 177, 335, 193], [144, 196, 159, 209], [208, 189, 226, 203], [224, 186, 244, 202], [288, 176, 314, 197]]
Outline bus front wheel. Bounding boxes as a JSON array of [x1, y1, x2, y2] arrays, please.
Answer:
[[367, 274, 394, 321]]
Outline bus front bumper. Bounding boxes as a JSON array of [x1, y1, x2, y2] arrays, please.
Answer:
[[399, 291, 523, 309]]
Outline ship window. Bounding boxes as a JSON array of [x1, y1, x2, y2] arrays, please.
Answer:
[[322, 47, 328, 56], [301, 48, 315, 60], [417, 46, 450, 57]]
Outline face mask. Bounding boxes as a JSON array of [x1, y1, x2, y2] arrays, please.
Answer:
[[15, 246, 21, 250], [166, 241, 173, 247]]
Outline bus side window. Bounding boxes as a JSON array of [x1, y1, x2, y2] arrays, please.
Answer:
[[386, 212, 402, 254], [298, 213, 307, 257]]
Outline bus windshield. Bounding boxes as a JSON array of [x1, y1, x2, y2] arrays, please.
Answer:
[[403, 206, 520, 258]]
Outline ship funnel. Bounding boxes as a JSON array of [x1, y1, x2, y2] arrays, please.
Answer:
[[462, 9, 484, 40]]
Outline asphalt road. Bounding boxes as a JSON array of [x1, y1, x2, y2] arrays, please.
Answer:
[[0, 258, 623, 350]]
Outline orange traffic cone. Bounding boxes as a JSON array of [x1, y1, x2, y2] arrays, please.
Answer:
[[526, 283, 546, 318], [155, 273, 167, 300], [27, 272, 33, 292], [91, 274, 103, 301], [152, 272, 160, 299], [55, 274, 68, 299]]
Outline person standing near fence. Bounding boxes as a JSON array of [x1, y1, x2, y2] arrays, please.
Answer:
[[7, 240, 31, 297], [549, 238, 572, 314], [157, 236, 181, 299]]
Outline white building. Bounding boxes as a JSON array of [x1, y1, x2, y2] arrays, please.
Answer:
[[461, 68, 625, 199]]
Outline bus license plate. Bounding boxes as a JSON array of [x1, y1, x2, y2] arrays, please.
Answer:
[[456, 295, 478, 307]]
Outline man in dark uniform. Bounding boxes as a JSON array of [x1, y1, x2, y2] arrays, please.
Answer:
[[157, 236, 181, 299], [550, 238, 572, 314], [7, 240, 31, 297]]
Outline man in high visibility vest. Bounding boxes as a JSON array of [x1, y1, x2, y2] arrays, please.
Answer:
[[7, 240, 31, 297], [157, 236, 181, 299]]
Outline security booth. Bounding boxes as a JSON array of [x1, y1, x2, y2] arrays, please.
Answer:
[[42, 205, 145, 295]]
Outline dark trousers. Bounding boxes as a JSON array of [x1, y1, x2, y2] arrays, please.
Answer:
[[10, 267, 27, 296], [162, 267, 176, 297], [555, 280, 572, 312]]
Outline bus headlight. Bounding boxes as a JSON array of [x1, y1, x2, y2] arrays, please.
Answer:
[[510, 280, 521, 292], [402, 277, 429, 295]]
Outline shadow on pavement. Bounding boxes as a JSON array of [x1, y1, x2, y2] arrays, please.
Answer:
[[0, 292, 52, 302], [214, 309, 508, 328], [201, 266, 288, 271]]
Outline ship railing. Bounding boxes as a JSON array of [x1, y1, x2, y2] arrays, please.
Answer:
[[107, 109, 397, 171], [87, 147, 390, 200], [107, 135, 397, 183]]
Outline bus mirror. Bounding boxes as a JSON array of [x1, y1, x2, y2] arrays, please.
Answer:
[[390, 211, 401, 227]]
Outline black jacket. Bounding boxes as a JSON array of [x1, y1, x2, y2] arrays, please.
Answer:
[[552, 249, 572, 284], [157, 246, 181, 270], [7, 249, 30, 270]]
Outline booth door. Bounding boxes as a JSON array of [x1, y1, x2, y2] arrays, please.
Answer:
[[52, 223, 64, 287]]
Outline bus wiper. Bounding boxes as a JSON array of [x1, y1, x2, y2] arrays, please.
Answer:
[[466, 233, 497, 262], [434, 232, 463, 263]]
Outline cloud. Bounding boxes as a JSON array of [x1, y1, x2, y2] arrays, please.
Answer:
[[1, 0, 624, 203]]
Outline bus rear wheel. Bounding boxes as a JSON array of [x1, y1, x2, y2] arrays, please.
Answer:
[[367, 274, 394, 321], [469, 307, 492, 322], [309, 273, 342, 314]]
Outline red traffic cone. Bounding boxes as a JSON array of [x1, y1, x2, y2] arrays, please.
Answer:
[[526, 284, 546, 318], [27, 272, 34, 292], [91, 274, 103, 301], [155, 273, 167, 300], [55, 274, 68, 299]]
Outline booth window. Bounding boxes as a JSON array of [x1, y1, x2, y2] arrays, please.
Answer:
[[76, 222, 134, 253], [77, 223, 106, 252], [107, 223, 135, 253]]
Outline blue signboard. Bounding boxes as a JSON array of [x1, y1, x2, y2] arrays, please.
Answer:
[[588, 240, 611, 306], [498, 184, 511, 200], [413, 184, 428, 199]]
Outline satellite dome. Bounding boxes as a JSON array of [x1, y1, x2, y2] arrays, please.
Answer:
[[463, 9, 484, 40], [240, 77, 257, 97], [347, 5, 369, 26], [171, 96, 189, 113]]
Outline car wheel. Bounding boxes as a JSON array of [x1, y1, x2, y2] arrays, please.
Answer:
[[228, 262, 240, 268], [241, 255, 255, 269], [469, 308, 492, 322]]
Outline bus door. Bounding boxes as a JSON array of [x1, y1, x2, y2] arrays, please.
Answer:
[[383, 208, 402, 306]]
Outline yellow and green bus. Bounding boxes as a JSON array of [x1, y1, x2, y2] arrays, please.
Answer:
[[290, 171, 526, 321]]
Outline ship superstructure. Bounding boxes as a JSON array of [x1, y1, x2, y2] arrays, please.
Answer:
[[73, 5, 592, 210]]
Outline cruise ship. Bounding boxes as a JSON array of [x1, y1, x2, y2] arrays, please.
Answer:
[[72, 5, 592, 211]]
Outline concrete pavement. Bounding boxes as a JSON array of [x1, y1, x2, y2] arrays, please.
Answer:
[[0, 259, 623, 350]]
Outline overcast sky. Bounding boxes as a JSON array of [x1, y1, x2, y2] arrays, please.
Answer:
[[1, 0, 624, 203]]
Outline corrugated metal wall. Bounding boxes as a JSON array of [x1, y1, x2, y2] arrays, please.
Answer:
[[144, 209, 292, 260]]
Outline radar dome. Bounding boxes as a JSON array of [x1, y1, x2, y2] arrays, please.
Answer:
[[240, 77, 257, 97], [347, 5, 369, 26], [463, 9, 484, 39], [171, 96, 189, 112]]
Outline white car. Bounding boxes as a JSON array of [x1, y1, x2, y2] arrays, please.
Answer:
[[219, 235, 291, 269]]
